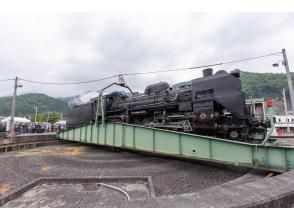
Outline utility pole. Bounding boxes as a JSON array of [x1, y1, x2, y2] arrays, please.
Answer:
[[9, 77, 19, 133], [282, 49, 294, 113], [46, 112, 50, 123], [34, 106, 38, 122], [283, 88, 290, 133]]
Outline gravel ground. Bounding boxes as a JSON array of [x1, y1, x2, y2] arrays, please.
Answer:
[[0, 143, 248, 197]]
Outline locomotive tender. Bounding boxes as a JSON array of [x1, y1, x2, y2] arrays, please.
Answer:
[[67, 68, 267, 142]]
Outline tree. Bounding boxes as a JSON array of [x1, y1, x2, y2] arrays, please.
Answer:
[[36, 112, 62, 123]]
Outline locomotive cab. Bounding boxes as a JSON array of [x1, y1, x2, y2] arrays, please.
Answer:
[[191, 68, 266, 141]]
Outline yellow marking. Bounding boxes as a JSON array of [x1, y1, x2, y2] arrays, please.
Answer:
[[40, 166, 51, 172], [15, 145, 86, 157], [0, 184, 11, 195], [64, 147, 85, 156]]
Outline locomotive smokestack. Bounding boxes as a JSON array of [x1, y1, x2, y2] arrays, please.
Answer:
[[202, 68, 213, 77]]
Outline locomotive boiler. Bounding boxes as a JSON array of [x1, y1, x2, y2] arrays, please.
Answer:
[[67, 68, 267, 142]]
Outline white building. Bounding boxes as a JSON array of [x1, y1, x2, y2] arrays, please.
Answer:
[[273, 115, 294, 130]]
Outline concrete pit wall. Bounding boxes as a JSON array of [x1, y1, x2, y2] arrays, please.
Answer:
[[0, 133, 58, 153], [0, 133, 57, 145]]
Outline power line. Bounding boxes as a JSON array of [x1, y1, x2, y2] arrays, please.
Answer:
[[124, 52, 282, 76], [0, 78, 14, 82], [19, 75, 118, 85], [2, 51, 282, 85], [220, 52, 282, 65], [123, 63, 222, 76]]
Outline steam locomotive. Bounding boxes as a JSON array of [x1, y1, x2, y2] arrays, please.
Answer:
[[67, 68, 268, 142]]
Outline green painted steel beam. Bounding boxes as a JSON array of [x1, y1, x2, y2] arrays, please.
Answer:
[[57, 122, 294, 173]]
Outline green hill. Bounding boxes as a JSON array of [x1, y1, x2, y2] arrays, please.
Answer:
[[0, 93, 70, 117], [240, 71, 292, 99]]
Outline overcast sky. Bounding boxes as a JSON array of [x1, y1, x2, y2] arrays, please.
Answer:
[[0, 12, 293, 97]]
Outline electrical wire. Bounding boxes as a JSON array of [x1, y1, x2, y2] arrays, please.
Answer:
[[2, 51, 282, 85], [123, 62, 223, 76], [19, 74, 118, 85], [0, 79, 14, 82], [124, 52, 282, 76], [220, 52, 282, 65]]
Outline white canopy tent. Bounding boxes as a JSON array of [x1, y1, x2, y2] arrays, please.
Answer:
[[1, 117, 31, 123], [1, 117, 31, 132], [54, 120, 66, 126]]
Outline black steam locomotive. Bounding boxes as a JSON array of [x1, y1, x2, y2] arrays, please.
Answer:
[[67, 69, 267, 142]]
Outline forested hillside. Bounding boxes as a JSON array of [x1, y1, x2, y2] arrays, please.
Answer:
[[240, 71, 291, 99], [0, 93, 70, 117]]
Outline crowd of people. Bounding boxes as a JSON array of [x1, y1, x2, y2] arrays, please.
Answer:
[[0, 121, 66, 134]]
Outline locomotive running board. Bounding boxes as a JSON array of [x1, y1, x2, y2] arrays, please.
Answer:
[[57, 122, 294, 173]]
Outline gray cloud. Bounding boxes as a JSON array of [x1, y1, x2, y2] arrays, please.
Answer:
[[0, 13, 293, 97]]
